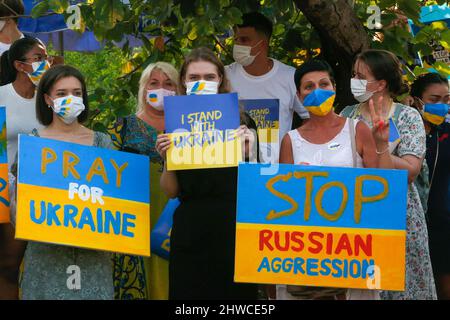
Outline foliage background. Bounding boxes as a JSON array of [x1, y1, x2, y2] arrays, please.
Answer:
[[35, 0, 450, 130]]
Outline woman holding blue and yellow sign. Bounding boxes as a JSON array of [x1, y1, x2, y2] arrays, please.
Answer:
[[10, 65, 115, 300], [157, 47, 259, 300], [279, 59, 386, 300], [341, 50, 437, 300], [108, 61, 179, 300]]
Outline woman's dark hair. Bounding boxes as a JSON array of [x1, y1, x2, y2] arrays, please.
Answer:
[[36, 65, 89, 126], [0, 0, 24, 23], [294, 59, 335, 90], [179, 47, 229, 95], [354, 49, 409, 96], [410, 72, 449, 99], [0, 37, 41, 85]]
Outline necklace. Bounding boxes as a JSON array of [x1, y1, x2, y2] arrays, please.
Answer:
[[355, 98, 394, 123]]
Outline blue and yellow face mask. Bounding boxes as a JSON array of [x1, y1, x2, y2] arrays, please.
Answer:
[[303, 89, 336, 117], [422, 103, 449, 126]]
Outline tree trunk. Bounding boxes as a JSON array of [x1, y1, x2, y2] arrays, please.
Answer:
[[295, 0, 370, 110]]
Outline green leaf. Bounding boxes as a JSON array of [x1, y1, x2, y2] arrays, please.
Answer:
[[413, 42, 433, 56], [188, 25, 198, 41], [433, 61, 450, 77], [31, 2, 50, 19], [93, 122, 107, 133], [412, 66, 430, 77], [48, 0, 69, 14], [440, 30, 450, 50], [397, 0, 420, 24], [430, 21, 448, 32]]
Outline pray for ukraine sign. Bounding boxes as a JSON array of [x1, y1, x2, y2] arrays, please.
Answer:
[[15, 135, 151, 256]]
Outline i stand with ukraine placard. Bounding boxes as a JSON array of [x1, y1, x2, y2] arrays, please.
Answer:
[[164, 93, 242, 170], [240, 99, 280, 164]]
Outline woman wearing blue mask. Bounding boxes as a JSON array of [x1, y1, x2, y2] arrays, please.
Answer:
[[9, 65, 115, 300], [279, 59, 387, 300], [157, 47, 259, 300], [410, 73, 450, 300], [341, 49, 437, 300]]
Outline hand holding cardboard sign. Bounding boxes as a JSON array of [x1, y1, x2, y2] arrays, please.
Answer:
[[236, 125, 257, 162], [156, 133, 171, 160]]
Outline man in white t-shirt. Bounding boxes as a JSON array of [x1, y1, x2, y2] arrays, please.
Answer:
[[225, 12, 309, 163], [0, 1, 25, 56]]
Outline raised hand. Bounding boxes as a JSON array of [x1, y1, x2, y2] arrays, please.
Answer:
[[369, 95, 390, 146]]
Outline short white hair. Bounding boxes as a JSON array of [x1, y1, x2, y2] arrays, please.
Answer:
[[137, 61, 179, 114]]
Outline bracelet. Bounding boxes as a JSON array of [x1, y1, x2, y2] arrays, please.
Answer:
[[376, 146, 390, 155]]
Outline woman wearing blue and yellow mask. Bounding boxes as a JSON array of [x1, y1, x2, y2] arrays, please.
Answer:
[[279, 59, 392, 300], [410, 72, 450, 300]]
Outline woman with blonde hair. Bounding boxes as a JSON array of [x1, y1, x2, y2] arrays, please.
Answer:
[[108, 61, 179, 300]]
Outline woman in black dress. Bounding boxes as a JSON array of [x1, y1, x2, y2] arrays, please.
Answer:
[[157, 47, 259, 300]]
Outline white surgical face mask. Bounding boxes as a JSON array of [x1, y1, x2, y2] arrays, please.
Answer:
[[186, 80, 219, 95], [0, 20, 6, 32], [50, 95, 85, 124], [146, 88, 175, 111], [232, 40, 262, 67], [351, 78, 376, 103]]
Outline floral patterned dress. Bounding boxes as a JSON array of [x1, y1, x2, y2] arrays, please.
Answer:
[[341, 103, 437, 300], [108, 115, 168, 300]]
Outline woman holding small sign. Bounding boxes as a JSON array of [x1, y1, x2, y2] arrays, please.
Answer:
[[108, 61, 179, 300], [157, 47, 259, 300], [9, 65, 115, 300], [341, 50, 437, 300]]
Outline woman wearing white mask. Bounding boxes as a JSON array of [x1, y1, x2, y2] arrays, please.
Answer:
[[341, 49, 437, 300], [157, 47, 259, 300], [9, 65, 114, 299], [108, 61, 178, 300], [0, 36, 47, 299]]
